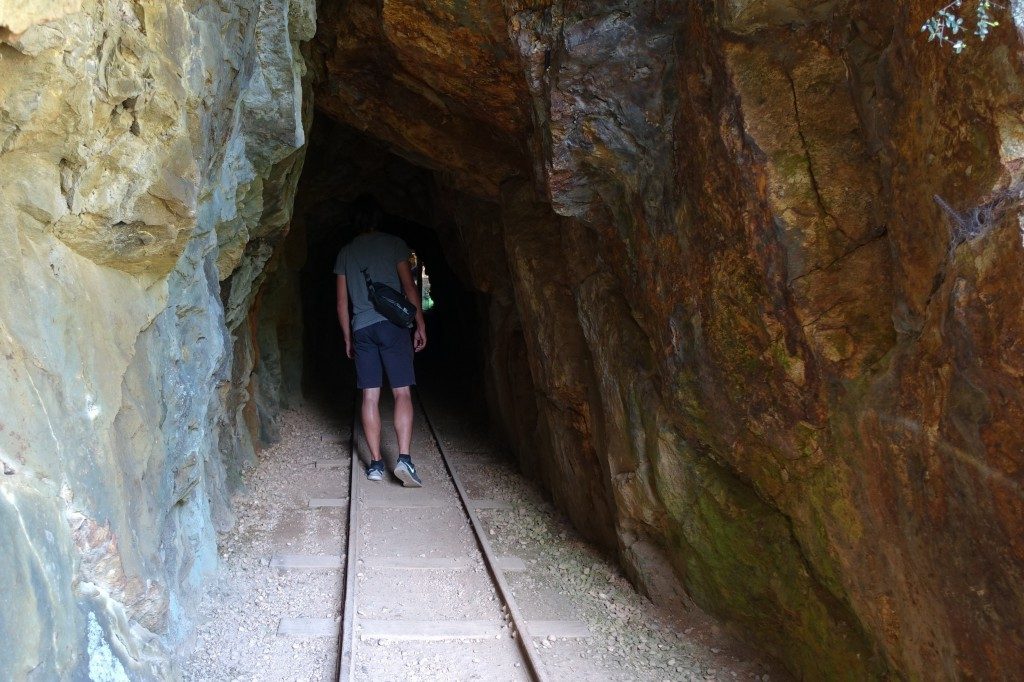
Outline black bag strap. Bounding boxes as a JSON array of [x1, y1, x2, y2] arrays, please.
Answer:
[[361, 268, 374, 293]]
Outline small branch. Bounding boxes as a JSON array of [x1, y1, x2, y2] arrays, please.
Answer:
[[934, 182, 1024, 250], [920, 0, 1004, 53]]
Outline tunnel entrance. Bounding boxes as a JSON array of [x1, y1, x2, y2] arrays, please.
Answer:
[[294, 114, 488, 418], [179, 103, 786, 681]]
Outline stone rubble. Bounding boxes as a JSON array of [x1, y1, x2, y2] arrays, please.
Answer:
[[181, 406, 348, 682]]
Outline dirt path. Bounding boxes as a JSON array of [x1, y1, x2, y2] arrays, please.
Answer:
[[345, 395, 530, 681], [182, 397, 783, 681]]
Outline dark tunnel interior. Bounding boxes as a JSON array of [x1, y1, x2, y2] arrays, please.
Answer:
[[295, 113, 489, 421]]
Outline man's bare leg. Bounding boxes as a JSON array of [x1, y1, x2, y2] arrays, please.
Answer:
[[393, 386, 413, 455], [392, 386, 421, 487], [361, 387, 383, 462]]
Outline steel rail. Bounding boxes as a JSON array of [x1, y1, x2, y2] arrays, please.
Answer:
[[336, 390, 549, 681], [337, 396, 360, 682], [415, 389, 551, 682]]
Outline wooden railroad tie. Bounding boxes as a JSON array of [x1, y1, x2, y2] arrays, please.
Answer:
[[270, 554, 343, 570], [308, 498, 348, 508], [360, 555, 526, 571], [278, 618, 591, 640]]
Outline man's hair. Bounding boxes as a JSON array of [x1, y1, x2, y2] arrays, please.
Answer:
[[351, 194, 382, 233]]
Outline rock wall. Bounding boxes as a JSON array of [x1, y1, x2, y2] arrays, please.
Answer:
[[3, 0, 1023, 679], [314, 1, 1024, 679], [0, 0, 314, 677]]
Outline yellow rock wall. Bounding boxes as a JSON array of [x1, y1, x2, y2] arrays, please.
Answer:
[[0, 0, 313, 677]]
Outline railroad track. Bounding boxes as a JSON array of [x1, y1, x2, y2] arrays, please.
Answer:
[[334, 390, 589, 681], [253, 390, 765, 681]]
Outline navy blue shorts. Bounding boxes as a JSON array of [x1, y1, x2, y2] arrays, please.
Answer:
[[352, 320, 416, 389]]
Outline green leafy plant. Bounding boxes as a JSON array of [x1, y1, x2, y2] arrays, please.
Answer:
[[921, 0, 1003, 53]]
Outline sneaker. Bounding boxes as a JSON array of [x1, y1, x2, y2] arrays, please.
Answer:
[[366, 459, 385, 482], [393, 456, 422, 488]]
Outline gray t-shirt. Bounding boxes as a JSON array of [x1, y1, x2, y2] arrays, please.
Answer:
[[334, 231, 411, 331]]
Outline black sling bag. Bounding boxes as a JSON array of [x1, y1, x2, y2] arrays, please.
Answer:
[[362, 268, 416, 329]]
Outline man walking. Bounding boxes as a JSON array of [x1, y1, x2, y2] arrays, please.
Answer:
[[335, 198, 427, 486]]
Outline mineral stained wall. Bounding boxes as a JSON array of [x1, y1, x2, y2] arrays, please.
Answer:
[[314, 1, 1024, 679], [0, 0, 313, 677], [3, 0, 1023, 679]]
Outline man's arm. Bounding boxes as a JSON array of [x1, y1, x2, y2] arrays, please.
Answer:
[[336, 275, 353, 359], [397, 260, 427, 352]]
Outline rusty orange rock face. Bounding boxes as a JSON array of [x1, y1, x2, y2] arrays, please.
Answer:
[[312, 0, 1024, 678], [313, 0, 529, 196]]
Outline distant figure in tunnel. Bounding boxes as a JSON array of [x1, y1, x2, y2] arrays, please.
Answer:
[[335, 196, 427, 486]]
